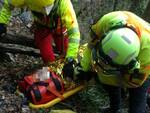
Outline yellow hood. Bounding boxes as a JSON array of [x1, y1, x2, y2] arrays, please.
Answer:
[[11, 0, 25, 7], [26, 0, 55, 13], [10, 0, 55, 13]]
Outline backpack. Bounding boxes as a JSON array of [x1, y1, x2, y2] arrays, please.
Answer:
[[18, 69, 64, 105]]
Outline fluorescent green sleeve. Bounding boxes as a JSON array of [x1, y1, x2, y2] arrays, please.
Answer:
[[58, 0, 80, 59], [80, 45, 92, 72], [0, 0, 11, 24]]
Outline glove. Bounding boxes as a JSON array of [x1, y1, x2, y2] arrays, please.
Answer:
[[74, 64, 96, 81], [62, 58, 75, 79], [0, 24, 6, 36]]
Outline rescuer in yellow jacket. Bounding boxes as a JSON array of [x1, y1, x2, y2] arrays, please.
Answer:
[[7, 0, 80, 73], [70, 11, 150, 113]]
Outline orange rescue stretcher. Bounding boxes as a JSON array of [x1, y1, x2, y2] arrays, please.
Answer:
[[17, 66, 85, 109]]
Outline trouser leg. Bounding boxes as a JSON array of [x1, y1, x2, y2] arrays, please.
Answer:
[[34, 28, 55, 63], [102, 84, 121, 112], [129, 80, 150, 113]]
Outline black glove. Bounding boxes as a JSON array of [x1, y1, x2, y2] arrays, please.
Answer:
[[74, 64, 96, 81], [62, 58, 75, 79], [0, 24, 6, 36]]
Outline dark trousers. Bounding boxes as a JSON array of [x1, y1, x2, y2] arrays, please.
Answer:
[[102, 80, 150, 113]]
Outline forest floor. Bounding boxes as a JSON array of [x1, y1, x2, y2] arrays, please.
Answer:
[[0, 54, 112, 113]]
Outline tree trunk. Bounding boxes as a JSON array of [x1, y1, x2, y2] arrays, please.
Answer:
[[0, 43, 40, 57], [0, 33, 40, 56], [0, 33, 35, 48]]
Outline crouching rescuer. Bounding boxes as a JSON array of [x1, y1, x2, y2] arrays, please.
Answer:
[[64, 11, 150, 113]]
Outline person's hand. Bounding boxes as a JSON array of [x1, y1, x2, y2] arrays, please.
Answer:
[[0, 24, 6, 36], [62, 58, 75, 79], [74, 64, 96, 81]]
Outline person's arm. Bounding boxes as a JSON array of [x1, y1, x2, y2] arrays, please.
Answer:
[[73, 45, 96, 81], [58, 0, 80, 60], [80, 46, 92, 72]]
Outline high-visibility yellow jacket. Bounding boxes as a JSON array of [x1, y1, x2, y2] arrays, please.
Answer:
[[10, 0, 80, 60], [0, 0, 11, 24], [80, 11, 150, 87], [48, 0, 80, 59]]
